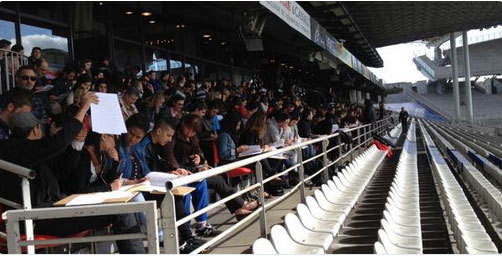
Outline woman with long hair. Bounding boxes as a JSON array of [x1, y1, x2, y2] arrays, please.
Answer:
[[238, 111, 268, 146], [218, 113, 249, 165], [238, 111, 283, 196]]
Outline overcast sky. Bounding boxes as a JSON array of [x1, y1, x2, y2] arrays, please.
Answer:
[[369, 26, 502, 84]]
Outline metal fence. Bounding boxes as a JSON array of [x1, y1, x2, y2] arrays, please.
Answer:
[[0, 160, 159, 254], [159, 118, 391, 254], [0, 50, 29, 95], [1, 119, 390, 254]]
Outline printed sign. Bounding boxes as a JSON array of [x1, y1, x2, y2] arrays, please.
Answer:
[[260, 1, 311, 39], [310, 19, 326, 49]]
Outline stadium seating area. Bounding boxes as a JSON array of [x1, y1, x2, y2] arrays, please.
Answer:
[[248, 117, 502, 254]]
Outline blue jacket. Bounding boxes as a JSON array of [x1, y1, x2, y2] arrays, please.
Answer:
[[118, 140, 152, 179], [217, 132, 236, 161]]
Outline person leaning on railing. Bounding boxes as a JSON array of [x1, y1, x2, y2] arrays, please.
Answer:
[[164, 114, 258, 233], [0, 92, 147, 253], [115, 113, 206, 253]]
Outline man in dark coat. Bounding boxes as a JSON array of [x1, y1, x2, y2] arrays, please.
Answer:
[[399, 107, 409, 133]]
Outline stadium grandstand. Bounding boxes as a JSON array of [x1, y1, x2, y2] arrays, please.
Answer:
[[1, 1, 502, 255]]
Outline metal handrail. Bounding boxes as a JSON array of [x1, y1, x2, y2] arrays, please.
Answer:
[[165, 123, 376, 190], [5, 201, 159, 254], [0, 159, 36, 180], [0, 49, 29, 95], [160, 118, 391, 254]]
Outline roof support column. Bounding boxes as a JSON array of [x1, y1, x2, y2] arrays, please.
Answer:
[[462, 31, 473, 124], [450, 33, 460, 122]]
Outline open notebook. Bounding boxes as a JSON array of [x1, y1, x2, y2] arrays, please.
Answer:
[[120, 172, 194, 195]]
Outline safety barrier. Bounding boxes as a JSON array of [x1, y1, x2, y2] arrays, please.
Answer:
[[0, 50, 29, 95], [160, 118, 390, 254], [0, 162, 159, 254], [0, 119, 389, 254]]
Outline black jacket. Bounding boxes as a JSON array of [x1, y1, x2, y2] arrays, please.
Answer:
[[141, 134, 170, 173], [0, 117, 82, 208], [298, 119, 313, 138], [63, 148, 120, 195]]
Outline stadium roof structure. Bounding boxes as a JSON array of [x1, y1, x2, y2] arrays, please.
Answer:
[[301, 1, 502, 68]]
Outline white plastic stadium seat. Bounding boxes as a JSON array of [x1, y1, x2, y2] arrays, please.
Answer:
[[374, 241, 387, 254], [296, 203, 341, 236], [252, 238, 277, 254], [284, 213, 333, 251], [270, 225, 324, 254]]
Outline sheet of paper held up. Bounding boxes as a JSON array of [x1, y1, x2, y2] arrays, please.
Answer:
[[90, 93, 127, 135]]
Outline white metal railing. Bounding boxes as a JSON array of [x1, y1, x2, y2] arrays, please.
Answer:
[[0, 50, 29, 95], [160, 118, 391, 254], [0, 159, 37, 254], [4, 202, 159, 254], [1, 119, 390, 254], [0, 162, 159, 254]]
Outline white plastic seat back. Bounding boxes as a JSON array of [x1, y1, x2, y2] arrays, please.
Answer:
[[374, 241, 387, 254], [270, 225, 324, 254], [284, 213, 333, 251], [314, 189, 349, 214], [309, 195, 345, 221], [253, 238, 277, 254]]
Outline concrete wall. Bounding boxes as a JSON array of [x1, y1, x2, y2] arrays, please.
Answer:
[[415, 38, 502, 80], [415, 80, 428, 94]]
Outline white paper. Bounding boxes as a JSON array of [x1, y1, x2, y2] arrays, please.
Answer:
[[66, 191, 134, 206], [146, 172, 179, 187], [66, 194, 104, 206], [90, 93, 127, 135], [271, 140, 284, 148], [331, 124, 340, 133], [238, 145, 263, 158]]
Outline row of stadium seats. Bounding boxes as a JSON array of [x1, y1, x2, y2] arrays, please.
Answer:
[[374, 120, 423, 254], [382, 122, 402, 146], [431, 121, 502, 164], [424, 121, 502, 223], [419, 120, 498, 254], [252, 144, 387, 254]]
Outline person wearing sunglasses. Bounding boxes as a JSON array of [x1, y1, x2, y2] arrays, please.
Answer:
[[10, 65, 49, 124]]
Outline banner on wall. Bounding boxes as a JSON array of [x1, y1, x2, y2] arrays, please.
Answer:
[[261, 1, 382, 86], [310, 19, 327, 49], [336, 41, 352, 68], [325, 34, 337, 58], [260, 1, 311, 39]]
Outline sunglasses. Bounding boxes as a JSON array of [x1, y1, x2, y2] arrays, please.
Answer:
[[20, 75, 37, 81]]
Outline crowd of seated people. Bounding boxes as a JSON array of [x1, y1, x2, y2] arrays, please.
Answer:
[[0, 42, 388, 253]]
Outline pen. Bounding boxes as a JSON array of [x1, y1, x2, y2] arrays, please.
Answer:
[[119, 173, 125, 186]]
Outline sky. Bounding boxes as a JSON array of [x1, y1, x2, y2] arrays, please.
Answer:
[[368, 26, 502, 84], [0, 20, 68, 54]]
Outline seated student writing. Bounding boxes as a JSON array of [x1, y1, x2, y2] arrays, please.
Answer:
[[0, 92, 146, 253], [116, 113, 206, 253]]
